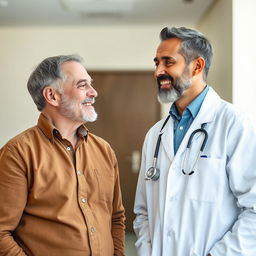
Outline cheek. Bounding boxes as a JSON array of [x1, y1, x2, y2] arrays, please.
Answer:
[[153, 70, 158, 79]]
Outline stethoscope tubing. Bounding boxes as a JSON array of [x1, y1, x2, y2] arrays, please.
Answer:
[[145, 115, 208, 180]]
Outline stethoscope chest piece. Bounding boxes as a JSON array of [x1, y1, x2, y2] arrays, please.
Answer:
[[145, 115, 170, 182], [145, 166, 160, 181]]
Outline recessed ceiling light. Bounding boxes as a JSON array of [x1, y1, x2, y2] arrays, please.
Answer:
[[0, 0, 8, 7]]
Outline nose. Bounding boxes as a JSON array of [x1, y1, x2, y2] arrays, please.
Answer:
[[87, 85, 98, 98], [154, 64, 166, 78]]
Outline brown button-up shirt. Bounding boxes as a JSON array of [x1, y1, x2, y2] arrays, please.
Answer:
[[0, 114, 125, 256]]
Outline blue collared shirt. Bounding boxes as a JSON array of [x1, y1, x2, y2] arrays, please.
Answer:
[[170, 86, 209, 154]]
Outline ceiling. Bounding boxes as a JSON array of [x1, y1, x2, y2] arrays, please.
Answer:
[[0, 0, 216, 26]]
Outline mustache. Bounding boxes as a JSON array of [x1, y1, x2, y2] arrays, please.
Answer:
[[82, 98, 95, 104], [157, 74, 174, 85], [157, 74, 184, 95]]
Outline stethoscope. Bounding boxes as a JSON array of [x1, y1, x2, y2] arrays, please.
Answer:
[[145, 115, 208, 181]]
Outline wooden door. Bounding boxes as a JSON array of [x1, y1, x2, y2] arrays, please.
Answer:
[[87, 71, 160, 232]]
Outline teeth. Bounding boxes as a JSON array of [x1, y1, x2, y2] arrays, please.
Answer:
[[160, 80, 171, 85]]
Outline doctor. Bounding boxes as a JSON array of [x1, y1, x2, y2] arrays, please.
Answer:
[[133, 26, 256, 256]]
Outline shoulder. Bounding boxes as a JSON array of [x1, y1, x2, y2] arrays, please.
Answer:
[[218, 99, 255, 129], [1, 126, 39, 153], [0, 126, 39, 169], [87, 132, 116, 159], [143, 116, 170, 143]]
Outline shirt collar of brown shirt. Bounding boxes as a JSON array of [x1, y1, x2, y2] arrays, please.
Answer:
[[37, 113, 89, 142]]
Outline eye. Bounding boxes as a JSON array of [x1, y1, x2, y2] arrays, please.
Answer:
[[154, 61, 159, 67], [165, 60, 175, 66], [77, 83, 86, 88]]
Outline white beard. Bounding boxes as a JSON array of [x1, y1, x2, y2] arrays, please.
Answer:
[[59, 94, 98, 123]]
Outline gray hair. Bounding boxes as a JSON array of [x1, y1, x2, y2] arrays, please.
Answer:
[[160, 27, 213, 81], [27, 54, 84, 111]]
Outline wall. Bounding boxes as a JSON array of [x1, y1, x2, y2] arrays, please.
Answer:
[[0, 1, 233, 147], [0, 25, 165, 146], [233, 0, 256, 121], [198, 0, 232, 102]]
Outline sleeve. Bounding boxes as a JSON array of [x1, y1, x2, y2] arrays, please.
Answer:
[[209, 116, 256, 256], [133, 136, 152, 255], [0, 145, 28, 256], [111, 151, 126, 256]]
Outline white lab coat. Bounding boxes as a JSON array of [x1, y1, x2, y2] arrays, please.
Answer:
[[133, 87, 256, 256]]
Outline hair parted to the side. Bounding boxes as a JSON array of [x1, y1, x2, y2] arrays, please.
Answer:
[[160, 27, 213, 81], [27, 54, 84, 111]]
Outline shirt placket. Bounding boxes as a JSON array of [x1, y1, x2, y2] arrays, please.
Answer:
[[75, 144, 100, 256]]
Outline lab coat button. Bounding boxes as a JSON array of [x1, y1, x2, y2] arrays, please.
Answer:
[[167, 230, 173, 237], [169, 195, 178, 201]]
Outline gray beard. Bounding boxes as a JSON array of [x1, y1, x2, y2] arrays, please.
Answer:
[[157, 77, 192, 104], [158, 89, 180, 104]]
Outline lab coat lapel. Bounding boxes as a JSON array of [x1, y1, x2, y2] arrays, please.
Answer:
[[161, 114, 175, 162]]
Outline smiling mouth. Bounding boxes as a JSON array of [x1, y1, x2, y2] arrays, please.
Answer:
[[159, 79, 172, 90], [82, 98, 95, 106], [83, 103, 93, 106]]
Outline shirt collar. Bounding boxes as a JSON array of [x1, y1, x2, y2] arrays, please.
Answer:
[[37, 113, 89, 142], [188, 85, 209, 118], [169, 85, 209, 120]]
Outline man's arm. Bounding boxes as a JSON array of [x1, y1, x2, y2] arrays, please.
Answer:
[[111, 155, 125, 256], [0, 146, 28, 255], [209, 116, 256, 256]]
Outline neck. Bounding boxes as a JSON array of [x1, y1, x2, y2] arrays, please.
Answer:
[[175, 81, 206, 116], [42, 110, 83, 149]]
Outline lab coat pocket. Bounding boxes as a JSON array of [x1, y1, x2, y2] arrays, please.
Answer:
[[187, 157, 224, 203]]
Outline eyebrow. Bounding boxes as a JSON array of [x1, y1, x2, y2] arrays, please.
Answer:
[[76, 79, 92, 85], [153, 56, 176, 62]]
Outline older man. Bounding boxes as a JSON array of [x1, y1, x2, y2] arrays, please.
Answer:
[[0, 55, 125, 256]]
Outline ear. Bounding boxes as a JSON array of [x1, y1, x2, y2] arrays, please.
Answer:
[[192, 57, 205, 77], [42, 86, 60, 107]]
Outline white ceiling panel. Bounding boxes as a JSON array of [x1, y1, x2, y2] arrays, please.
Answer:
[[0, 0, 216, 26]]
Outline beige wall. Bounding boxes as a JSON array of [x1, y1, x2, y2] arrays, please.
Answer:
[[0, 7, 232, 146], [233, 0, 256, 120], [0, 25, 163, 146], [198, 0, 233, 102]]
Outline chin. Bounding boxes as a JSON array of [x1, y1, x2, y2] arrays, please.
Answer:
[[81, 110, 98, 122], [158, 89, 179, 104]]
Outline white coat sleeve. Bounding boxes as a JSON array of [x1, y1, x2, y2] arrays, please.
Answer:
[[133, 135, 152, 256], [209, 116, 256, 256]]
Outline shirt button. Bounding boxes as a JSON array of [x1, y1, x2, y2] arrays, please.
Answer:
[[91, 227, 96, 233], [66, 146, 71, 151], [81, 198, 87, 203], [179, 126, 184, 130], [77, 170, 82, 175]]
